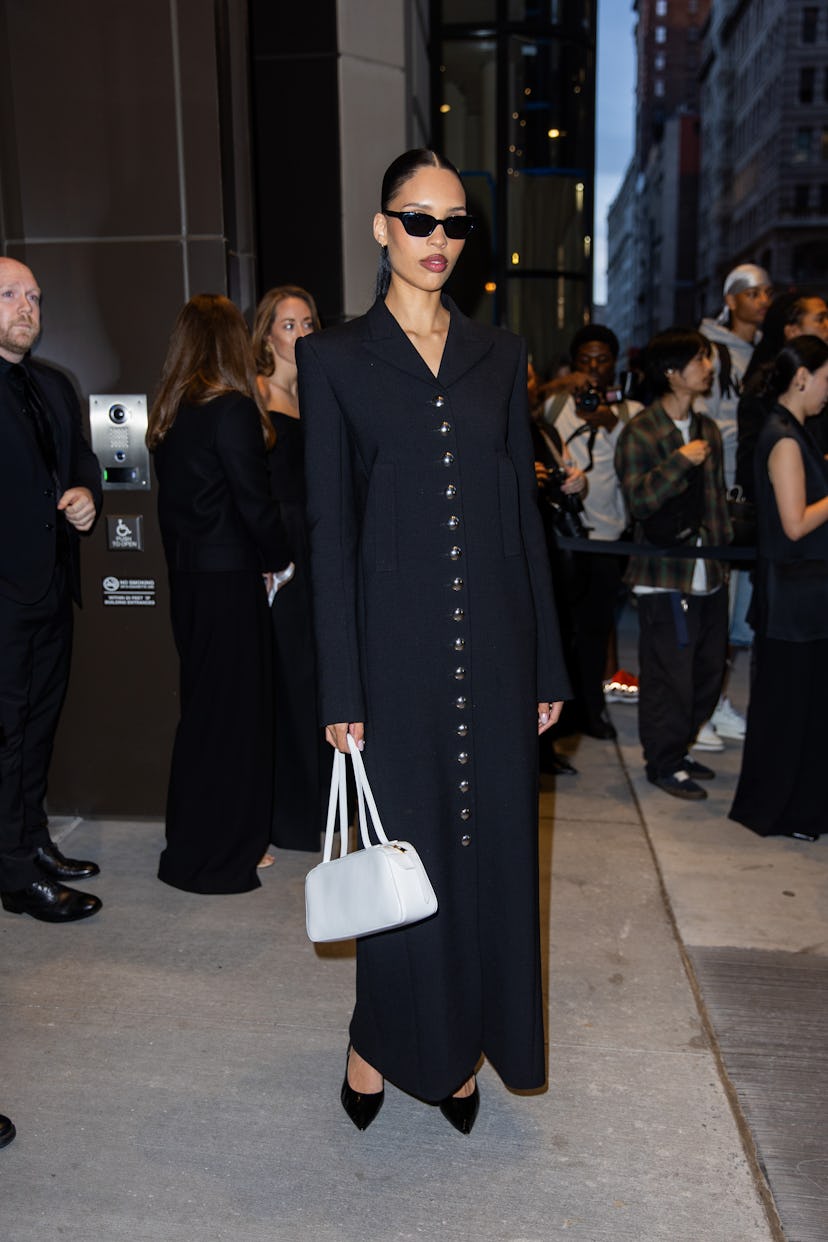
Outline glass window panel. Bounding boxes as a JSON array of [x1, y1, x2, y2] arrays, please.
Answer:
[[506, 0, 595, 31], [507, 172, 587, 272], [439, 40, 497, 176], [506, 276, 587, 379], [802, 7, 818, 43], [794, 184, 810, 214], [445, 171, 497, 326], [507, 1, 565, 20], [443, 0, 496, 20], [507, 36, 593, 172], [794, 127, 813, 162]]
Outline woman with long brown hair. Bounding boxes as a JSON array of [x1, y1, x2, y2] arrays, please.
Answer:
[[147, 294, 290, 893], [251, 287, 328, 856]]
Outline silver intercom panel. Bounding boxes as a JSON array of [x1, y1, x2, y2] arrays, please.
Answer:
[[89, 394, 151, 490]]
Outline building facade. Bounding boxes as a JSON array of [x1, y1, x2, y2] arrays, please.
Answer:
[[697, 0, 828, 315], [0, 0, 429, 814], [607, 0, 709, 362]]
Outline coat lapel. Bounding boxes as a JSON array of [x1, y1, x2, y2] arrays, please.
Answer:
[[437, 297, 494, 389], [361, 296, 494, 389]]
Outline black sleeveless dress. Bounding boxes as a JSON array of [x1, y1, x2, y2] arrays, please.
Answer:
[[266, 411, 328, 851], [730, 406, 828, 838]]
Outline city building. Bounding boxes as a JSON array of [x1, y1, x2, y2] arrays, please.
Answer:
[[697, 0, 828, 314], [607, 0, 709, 361]]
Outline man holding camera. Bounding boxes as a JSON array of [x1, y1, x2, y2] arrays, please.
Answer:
[[0, 257, 103, 922], [538, 325, 642, 738]]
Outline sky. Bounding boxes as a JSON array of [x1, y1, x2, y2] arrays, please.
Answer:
[[594, 1, 638, 305]]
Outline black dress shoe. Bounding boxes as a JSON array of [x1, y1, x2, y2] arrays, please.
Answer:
[[0, 1114, 16, 1149], [581, 715, 617, 741], [341, 1044, 384, 1131], [681, 755, 715, 781], [1, 878, 102, 923], [439, 1077, 480, 1135], [648, 772, 707, 801], [540, 748, 578, 776], [36, 841, 99, 881]]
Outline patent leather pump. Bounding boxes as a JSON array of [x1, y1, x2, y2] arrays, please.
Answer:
[[439, 1077, 480, 1135], [341, 1044, 384, 1131]]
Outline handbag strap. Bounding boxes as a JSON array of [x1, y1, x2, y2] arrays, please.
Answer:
[[347, 734, 391, 848], [322, 749, 349, 862]]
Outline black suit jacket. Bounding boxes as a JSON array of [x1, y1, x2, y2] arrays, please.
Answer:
[[0, 358, 101, 605], [153, 392, 290, 574]]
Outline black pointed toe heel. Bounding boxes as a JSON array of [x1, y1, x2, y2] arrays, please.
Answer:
[[341, 1044, 384, 1131], [439, 1077, 480, 1135]]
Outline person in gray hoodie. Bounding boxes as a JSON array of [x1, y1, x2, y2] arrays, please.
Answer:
[[699, 263, 773, 489], [696, 263, 772, 747]]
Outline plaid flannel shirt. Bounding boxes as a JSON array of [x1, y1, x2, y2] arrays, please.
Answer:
[[614, 401, 733, 592]]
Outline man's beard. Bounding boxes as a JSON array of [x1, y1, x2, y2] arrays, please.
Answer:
[[0, 320, 38, 357]]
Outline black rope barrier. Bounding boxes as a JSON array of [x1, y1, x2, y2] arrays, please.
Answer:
[[553, 535, 757, 562]]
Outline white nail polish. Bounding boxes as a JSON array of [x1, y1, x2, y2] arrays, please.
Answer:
[[357, 739, 365, 751], [540, 712, 549, 725]]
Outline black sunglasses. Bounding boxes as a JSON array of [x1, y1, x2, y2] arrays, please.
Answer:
[[384, 210, 475, 240]]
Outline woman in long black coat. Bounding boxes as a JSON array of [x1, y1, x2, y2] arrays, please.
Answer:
[[297, 150, 570, 1132], [148, 295, 291, 894]]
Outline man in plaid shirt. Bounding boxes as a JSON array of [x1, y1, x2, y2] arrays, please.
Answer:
[[616, 328, 733, 800]]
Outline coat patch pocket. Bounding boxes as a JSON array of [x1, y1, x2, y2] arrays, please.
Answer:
[[371, 462, 397, 571], [497, 455, 522, 558]]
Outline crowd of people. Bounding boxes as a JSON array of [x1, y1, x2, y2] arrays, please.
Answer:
[[2, 149, 827, 1148], [532, 264, 828, 833]]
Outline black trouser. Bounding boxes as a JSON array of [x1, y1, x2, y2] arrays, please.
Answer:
[[0, 568, 72, 890], [565, 550, 626, 730], [637, 589, 727, 780]]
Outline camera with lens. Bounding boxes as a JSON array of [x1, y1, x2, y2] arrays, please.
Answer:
[[541, 464, 589, 539], [109, 404, 128, 424], [574, 384, 623, 414], [574, 384, 602, 413]]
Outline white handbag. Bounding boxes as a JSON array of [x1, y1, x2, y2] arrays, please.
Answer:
[[305, 734, 438, 943]]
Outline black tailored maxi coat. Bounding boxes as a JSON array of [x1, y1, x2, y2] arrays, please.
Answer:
[[297, 297, 570, 1102]]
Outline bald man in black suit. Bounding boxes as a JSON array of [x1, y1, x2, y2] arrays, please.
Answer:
[[0, 256, 103, 922]]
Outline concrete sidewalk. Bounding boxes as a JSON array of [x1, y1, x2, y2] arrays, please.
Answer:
[[3, 643, 823, 1239]]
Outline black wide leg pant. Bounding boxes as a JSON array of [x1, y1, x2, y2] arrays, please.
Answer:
[[730, 635, 828, 837], [0, 568, 72, 891], [637, 588, 728, 780], [159, 571, 273, 894], [566, 550, 626, 731]]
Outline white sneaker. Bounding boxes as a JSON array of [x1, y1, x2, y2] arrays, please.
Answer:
[[711, 696, 746, 740], [692, 720, 725, 752]]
